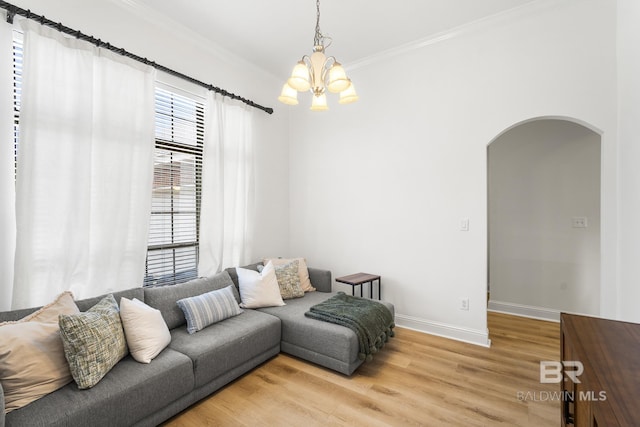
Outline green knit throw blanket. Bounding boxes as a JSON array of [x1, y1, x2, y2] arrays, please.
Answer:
[[305, 292, 395, 362]]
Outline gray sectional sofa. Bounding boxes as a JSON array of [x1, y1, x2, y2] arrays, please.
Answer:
[[0, 264, 394, 427]]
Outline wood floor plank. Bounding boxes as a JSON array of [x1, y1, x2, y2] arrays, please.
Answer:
[[162, 312, 560, 426]]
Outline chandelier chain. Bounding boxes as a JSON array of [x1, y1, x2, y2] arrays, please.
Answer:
[[314, 0, 322, 46]]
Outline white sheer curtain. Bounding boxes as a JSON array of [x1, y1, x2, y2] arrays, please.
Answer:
[[11, 21, 156, 309], [198, 93, 255, 276], [0, 17, 16, 311]]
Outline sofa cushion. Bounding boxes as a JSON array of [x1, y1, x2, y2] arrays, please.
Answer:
[[169, 309, 280, 388], [0, 291, 79, 413], [177, 285, 243, 334], [307, 268, 332, 293], [257, 292, 395, 370], [59, 294, 129, 389], [74, 288, 144, 312], [144, 271, 238, 329], [3, 349, 194, 427], [257, 292, 357, 363], [119, 297, 171, 363]]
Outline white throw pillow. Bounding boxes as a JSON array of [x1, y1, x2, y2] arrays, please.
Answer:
[[119, 297, 171, 364], [237, 261, 286, 308]]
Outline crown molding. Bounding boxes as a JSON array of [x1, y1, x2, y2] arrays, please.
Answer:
[[106, 0, 279, 81], [347, 0, 552, 71], [109, 0, 553, 79]]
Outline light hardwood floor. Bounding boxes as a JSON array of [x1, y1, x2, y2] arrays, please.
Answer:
[[163, 312, 560, 426]]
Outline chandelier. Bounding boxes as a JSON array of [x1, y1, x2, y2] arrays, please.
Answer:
[[278, 0, 358, 111]]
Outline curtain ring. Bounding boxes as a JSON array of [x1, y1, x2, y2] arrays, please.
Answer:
[[6, 7, 15, 24]]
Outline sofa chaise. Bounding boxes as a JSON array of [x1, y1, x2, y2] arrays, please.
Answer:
[[0, 264, 394, 427]]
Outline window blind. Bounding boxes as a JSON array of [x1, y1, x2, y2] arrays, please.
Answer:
[[144, 87, 205, 286], [12, 31, 22, 178]]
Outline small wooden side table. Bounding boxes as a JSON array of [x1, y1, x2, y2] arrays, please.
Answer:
[[335, 272, 381, 300]]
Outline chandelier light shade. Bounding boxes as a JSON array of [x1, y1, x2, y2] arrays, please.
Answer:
[[311, 93, 329, 111], [278, 0, 358, 111], [287, 61, 311, 92], [277, 83, 299, 105], [338, 83, 359, 104]]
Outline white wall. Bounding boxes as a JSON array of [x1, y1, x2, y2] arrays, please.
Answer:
[[6, 0, 636, 336], [6, 0, 292, 262], [488, 120, 601, 318], [288, 0, 617, 344], [617, 0, 640, 323]]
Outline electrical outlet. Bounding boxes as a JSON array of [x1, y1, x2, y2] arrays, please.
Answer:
[[572, 217, 588, 228], [460, 298, 469, 311]]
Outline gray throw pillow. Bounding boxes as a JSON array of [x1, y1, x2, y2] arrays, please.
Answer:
[[59, 294, 128, 389]]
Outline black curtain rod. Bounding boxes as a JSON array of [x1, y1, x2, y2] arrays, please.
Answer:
[[0, 0, 274, 114]]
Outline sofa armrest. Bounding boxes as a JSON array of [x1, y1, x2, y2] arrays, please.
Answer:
[[1, 379, 5, 427], [308, 267, 332, 293]]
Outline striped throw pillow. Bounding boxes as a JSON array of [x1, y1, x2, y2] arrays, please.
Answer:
[[176, 285, 243, 334]]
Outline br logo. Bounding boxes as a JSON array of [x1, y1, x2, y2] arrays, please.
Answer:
[[539, 361, 584, 384]]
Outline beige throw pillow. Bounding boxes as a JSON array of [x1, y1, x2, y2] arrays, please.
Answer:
[[264, 257, 316, 292], [0, 291, 79, 413]]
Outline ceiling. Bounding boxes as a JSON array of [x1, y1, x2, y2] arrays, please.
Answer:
[[129, 0, 536, 78]]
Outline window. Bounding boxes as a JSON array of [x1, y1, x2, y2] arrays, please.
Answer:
[[144, 87, 205, 287], [12, 32, 205, 288], [145, 87, 204, 286]]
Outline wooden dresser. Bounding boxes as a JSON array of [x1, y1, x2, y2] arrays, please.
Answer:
[[560, 313, 640, 426]]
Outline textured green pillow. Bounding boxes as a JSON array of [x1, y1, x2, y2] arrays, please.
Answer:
[[59, 294, 128, 389], [274, 259, 304, 299]]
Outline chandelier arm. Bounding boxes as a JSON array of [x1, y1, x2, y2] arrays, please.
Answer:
[[320, 56, 336, 87], [300, 55, 312, 66], [302, 55, 314, 92]]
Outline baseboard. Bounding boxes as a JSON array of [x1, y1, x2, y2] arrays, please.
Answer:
[[395, 314, 491, 348], [488, 300, 560, 322]]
